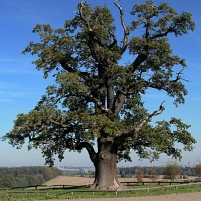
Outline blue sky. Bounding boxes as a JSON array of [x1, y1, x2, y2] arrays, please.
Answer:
[[0, 0, 200, 167]]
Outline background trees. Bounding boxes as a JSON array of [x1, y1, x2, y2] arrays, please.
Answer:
[[193, 161, 201, 179], [0, 175, 16, 189], [0, 167, 62, 188], [136, 169, 144, 182], [148, 167, 159, 182], [163, 161, 181, 181]]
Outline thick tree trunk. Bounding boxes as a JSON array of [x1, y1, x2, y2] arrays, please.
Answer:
[[91, 137, 122, 190]]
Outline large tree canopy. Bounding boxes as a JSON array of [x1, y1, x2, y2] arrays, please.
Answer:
[[3, 0, 196, 190]]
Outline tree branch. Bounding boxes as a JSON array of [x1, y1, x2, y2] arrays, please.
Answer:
[[93, 98, 109, 113], [119, 88, 146, 96], [60, 61, 76, 73], [28, 134, 53, 145], [147, 69, 187, 91], [78, 1, 92, 32], [151, 26, 175, 39], [34, 139, 53, 145], [112, 91, 126, 114], [78, 2, 107, 62], [117, 102, 165, 142], [108, 29, 117, 49], [106, 78, 114, 113], [50, 119, 71, 128], [113, 84, 146, 114], [133, 101, 165, 136], [131, 53, 148, 73], [75, 142, 97, 164], [114, 0, 130, 54]]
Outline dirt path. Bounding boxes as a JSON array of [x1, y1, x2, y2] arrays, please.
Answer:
[[39, 192, 201, 201], [41, 192, 201, 201]]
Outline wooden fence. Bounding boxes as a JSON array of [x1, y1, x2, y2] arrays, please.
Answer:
[[1, 180, 201, 191], [1, 181, 201, 199], [121, 180, 197, 186]]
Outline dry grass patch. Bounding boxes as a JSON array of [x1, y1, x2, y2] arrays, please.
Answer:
[[44, 176, 94, 186], [43, 176, 154, 187]]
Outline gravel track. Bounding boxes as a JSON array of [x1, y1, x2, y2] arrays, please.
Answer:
[[41, 192, 201, 201]]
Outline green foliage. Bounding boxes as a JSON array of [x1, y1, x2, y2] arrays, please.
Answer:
[[148, 167, 159, 181], [0, 174, 16, 188], [163, 161, 182, 180], [118, 165, 201, 178], [193, 161, 201, 178], [0, 167, 62, 188], [2, 1, 196, 166]]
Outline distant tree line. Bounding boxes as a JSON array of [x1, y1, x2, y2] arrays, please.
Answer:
[[118, 165, 199, 179], [118, 166, 163, 178], [0, 166, 63, 188], [62, 168, 85, 176]]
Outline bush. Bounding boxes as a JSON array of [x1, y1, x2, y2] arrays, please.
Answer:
[[163, 161, 181, 181]]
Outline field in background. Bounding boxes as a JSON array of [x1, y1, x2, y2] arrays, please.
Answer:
[[43, 175, 169, 187], [44, 176, 94, 186]]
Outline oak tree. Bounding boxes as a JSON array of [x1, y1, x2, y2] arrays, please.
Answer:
[[3, 0, 196, 190]]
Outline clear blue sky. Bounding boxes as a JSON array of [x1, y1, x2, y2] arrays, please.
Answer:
[[0, 0, 200, 167]]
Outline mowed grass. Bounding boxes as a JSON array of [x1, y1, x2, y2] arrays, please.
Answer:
[[1, 176, 201, 201]]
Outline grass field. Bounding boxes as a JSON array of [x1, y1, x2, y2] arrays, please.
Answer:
[[0, 176, 200, 201]]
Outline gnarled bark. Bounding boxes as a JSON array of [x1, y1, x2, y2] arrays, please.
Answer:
[[90, 137, 123, 190]]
